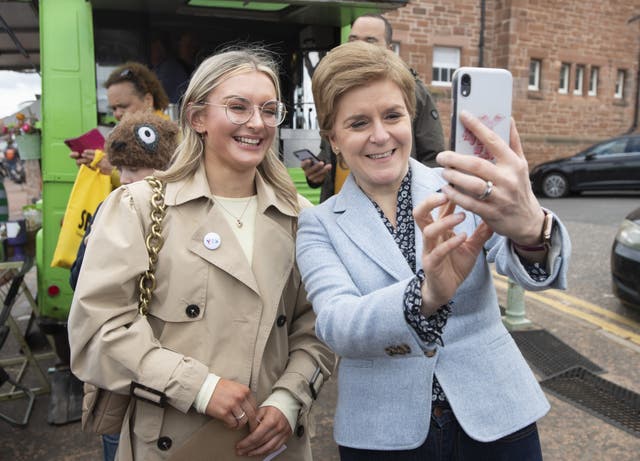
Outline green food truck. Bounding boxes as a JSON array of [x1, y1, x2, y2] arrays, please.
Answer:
[[2, 0, 408, 360]]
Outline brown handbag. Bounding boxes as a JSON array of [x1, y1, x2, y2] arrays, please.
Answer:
[[80, 177, 166, 435]]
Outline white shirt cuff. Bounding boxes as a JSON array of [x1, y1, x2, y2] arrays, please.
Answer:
[[260, 389, 301, 432], [194, 373, 221, 414]]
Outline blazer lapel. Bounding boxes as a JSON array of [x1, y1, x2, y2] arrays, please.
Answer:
[[409, 159, 449, 272], [334, 175, 412, 281]]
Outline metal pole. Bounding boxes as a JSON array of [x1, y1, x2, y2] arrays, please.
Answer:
[[502, 278, 533, 330]]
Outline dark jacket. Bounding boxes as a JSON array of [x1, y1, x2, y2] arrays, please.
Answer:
[[69, 203, 101, 291]]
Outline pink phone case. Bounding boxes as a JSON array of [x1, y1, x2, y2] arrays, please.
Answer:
[[64, 128, 105, 152]]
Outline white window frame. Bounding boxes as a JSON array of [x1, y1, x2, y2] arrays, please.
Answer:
[[558, 63, 570, 94], [615, 69, 625, 99], [528, 59, 541, 91], [588, 66, 598, 96], [574, 65, 584, 95], [431, 46, 459, 86]]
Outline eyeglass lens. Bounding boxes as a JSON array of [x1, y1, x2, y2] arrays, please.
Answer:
[[225, 97, 286, 127]]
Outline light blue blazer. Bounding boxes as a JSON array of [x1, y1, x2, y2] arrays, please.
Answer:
[[296, 159, 571, 450]]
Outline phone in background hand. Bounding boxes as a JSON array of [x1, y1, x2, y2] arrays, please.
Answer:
[[450, 67, 513, 162], [293, 148, 321, 165], [64, 128, 105, 152]]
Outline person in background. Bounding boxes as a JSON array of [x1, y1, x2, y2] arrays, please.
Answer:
[[297, 40, 571, 460], [69, 111, 178, 461], [177, 31, 200, 77], [69, 61, 170, 178], [150, 34, 190, 105], [303, 13, 445, 202], [69, 47, 334, 460]]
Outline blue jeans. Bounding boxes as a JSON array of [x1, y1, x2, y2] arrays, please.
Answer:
[[338, 405, 543, 461], [102, 433, 120, 461]]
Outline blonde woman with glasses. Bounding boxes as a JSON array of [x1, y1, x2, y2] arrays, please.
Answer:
[[69, 48, 335, 461]]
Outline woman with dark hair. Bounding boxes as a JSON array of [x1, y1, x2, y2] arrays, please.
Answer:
[[70, 61, 170, 175]]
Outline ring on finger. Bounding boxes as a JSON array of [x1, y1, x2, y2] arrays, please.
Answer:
[[234, 410, 246, 421], [477, 180, 494, 201]]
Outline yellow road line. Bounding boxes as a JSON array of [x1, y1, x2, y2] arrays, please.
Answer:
[[493, 278, 640, 346], [492, 273, 640, 330]]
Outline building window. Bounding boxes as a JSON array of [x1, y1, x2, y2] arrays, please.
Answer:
[[558, 63, 570, 94], [588, 67, 598, 96], [615, 69, 626, 99], [432, 46, 459, 86], [529, 59, 541, 91], [574, 65, 584, 95]]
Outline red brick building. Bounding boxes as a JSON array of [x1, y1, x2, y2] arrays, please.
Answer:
[[385, 0, 640, 167]]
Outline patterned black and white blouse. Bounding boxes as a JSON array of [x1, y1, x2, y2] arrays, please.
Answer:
[[369, 166, 549, 405]]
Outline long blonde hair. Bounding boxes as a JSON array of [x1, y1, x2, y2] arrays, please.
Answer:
[[157, 48, 300, 213]]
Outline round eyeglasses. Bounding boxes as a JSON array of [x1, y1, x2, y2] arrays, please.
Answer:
[[201, 97, 287, 127]]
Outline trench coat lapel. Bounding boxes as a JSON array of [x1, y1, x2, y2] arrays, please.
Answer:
[[188, 205, 260, 294], [166, 162, 260, 294], [334, 174, 412, 281], [251, 175, 295, 323]]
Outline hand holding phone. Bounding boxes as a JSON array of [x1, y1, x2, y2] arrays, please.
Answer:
[[450, 67, 512, 162], [293, 149, 320, 165]]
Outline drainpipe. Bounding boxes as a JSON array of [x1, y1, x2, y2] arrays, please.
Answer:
[[627, 15, 640, 134], [479, 0, 486, 67]]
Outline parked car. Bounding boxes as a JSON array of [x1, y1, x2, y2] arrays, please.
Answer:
[[611, 207, 640, 309], [530, 134, 640, 198]]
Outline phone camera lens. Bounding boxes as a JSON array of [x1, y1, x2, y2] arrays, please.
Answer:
[[460, 74, 471, 97]]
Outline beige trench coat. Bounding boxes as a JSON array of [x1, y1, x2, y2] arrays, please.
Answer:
[[69, 163, 335, 460]]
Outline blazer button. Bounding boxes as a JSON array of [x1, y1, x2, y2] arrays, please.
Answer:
[[157, 436, 172, 451], [296, 425, 305, 437], [424, 348, 437, 358], [276, 315, 287, 327], [186, 304, 200, 318]]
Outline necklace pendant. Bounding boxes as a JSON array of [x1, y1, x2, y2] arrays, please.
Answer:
[[236, 219, 243, 228]]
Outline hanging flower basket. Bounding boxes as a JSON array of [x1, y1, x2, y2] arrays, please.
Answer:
[[15, 133, 41, 160]]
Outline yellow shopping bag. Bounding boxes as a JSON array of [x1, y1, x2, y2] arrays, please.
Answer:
[[51, 150, 112, 268]]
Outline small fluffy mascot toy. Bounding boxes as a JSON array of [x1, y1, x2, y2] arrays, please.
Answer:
[[105, 111, 178, 171]]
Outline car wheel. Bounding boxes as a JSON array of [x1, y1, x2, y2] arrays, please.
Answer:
[[541, 172, 569, 198]]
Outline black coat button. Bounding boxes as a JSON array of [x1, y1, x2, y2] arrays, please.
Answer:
[[296, 425, 305, 437], [186, 304, 200, 318], [276, 315, 287, 327], [157, 436, 172, 451]]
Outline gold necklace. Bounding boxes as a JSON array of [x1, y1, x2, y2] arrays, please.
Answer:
[[214, 196, 253, 228]]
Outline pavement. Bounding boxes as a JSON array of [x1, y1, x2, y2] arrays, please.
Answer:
[[1, 177, 639, 460]]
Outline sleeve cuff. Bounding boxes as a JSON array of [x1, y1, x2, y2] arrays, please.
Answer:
[[260, 389, 301, 432], [193, 373, 221, 414], [403, 270, 453, 346]]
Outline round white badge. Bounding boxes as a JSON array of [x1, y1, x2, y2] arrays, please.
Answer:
[[203, 232, 221, 250]]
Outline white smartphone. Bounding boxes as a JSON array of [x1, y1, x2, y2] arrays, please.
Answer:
[[450, 67, 513, 161]]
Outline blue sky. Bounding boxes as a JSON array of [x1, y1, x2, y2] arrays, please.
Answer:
[[0, 70, 41, 119]]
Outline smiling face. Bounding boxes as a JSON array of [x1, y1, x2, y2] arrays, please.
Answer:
[[198, 70, 277, 173], [329, 79, 412, 197]]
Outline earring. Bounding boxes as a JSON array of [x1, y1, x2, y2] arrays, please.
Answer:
[[333, 146, 340, 154]]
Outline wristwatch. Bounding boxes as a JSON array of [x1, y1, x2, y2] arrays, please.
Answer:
[[541, 209, 554, 250], [513, 209, 554, 252]]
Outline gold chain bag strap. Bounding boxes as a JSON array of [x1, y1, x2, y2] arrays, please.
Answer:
[[81, 176, 167, 435]]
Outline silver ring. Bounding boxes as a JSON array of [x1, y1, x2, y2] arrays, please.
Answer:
[[235, 411, 246, 420], [477, 180, 494, 201]]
